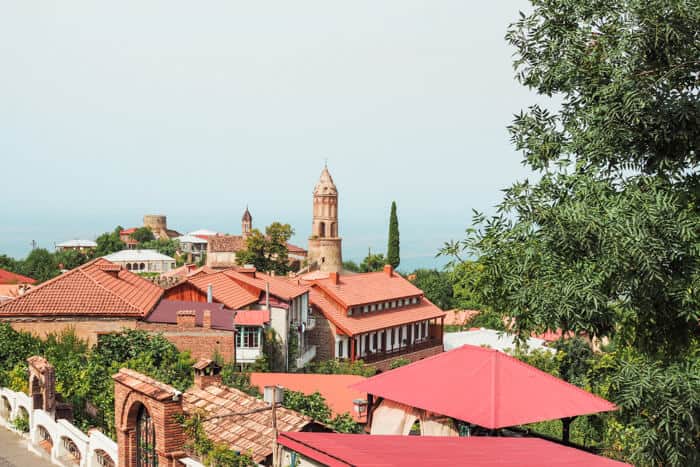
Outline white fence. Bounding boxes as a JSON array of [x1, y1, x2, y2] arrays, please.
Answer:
[[0, 387, 118, 467]]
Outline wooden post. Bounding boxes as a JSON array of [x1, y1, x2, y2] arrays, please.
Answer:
[[350, 336, 356, 361]]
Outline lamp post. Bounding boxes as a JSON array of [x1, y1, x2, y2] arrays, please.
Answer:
[[264, 385, 285, 467]]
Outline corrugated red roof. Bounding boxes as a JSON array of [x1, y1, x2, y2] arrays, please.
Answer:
[[351, 345, 617, 428], [312, 270, 424, 307], [249, 373, 366, 419], [0, 268, 37, 285], [308, 287, 445, 336], [0, 258, 163, 317], [224, 270, 308, 301], [277, 433, 631, 467]]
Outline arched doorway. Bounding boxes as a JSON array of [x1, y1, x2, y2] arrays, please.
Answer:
[[0, 395, 10, 420], [136, 404, 157, 467]]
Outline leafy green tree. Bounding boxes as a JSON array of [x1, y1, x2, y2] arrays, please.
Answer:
[[442, 1, 700, 464], [94, 226, 125, 257], [359, 251, 386, 273], [21, 248, 58, 283], [450, 261, 485, 310], [342, 260, 360, 272], [138, 238, 180, 258], [309, 358, 376, 377], [283, 390, 362, 434], [131, 227, 155, 244], [0, 254, 19, 273], [409, 269, 454, 309], [386, 201, 400, 269], [236, 223, 294, 275], [54, 249, 91, 270]]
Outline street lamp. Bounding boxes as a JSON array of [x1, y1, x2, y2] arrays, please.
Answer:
[[353, 399, 368, 418]]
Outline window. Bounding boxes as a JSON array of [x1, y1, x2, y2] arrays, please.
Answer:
[[363, 306, 369, 313], [236, 327, 260, 348], [388, 328, 393, 347], [404, 298, 410, 306], [377, 303, 383, 311], [337, 340, 344, 358], [424, 321, 429, 338], [412, 297, 419, 305], [372, 333, 378, 349], [370, 304, 376, 312]]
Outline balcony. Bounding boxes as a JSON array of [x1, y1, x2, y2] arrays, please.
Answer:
[[296, 345, 317, 368], [236, 347, 262, 364], [358, 338, 442, 364]]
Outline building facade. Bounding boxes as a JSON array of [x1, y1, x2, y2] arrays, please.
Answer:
[[307, 166, 343, 273]]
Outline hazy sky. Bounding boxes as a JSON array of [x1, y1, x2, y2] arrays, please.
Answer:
[[0, 1, 539, 271]]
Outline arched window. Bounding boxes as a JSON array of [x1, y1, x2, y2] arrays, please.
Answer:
[[94, 449, 115, 467], [37, 425, 53, 454], [126, 263, 132, 271], [0, 396, 10, 420], [31, 376, 43, 409], [61, 436, 81, 465], [319, 222, 326, 237], [140, 263, 145, 271], [136, 404, 157, 467]]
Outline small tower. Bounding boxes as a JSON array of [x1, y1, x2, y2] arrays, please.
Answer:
[[241, 206, 253, 238], [308, 165, 343, 272]]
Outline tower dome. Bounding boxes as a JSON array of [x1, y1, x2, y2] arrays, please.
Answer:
[[241, 206, 252, 222], [314, 166, 337, 196], [241, 206, 253, 237]]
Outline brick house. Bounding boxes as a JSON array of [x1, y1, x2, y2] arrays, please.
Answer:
[[112, 360, 326, 467], [164, 267, 317, 369], [302, 265, 446, 371]]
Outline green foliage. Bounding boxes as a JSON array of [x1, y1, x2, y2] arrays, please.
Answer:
[[94, 226, 125, 257], [221, 368, 261, 398], [0, 323, 41, 381], [137, 238, 179, 258], [130, 227, 155, 243], [178, 412, 255, 466], [0, 254, 18, 272], [236, 223, 294, 275], [389, 358, 411, 370], [450, 261, 485, 310], [21, 248, 59, 283], [359, 251, 386, 273], [308, 359, 376, 377], [258, 328, 286, 372], [6, 363, 29, 394], [11, 411, 29, 433], [283, 390, 362, 434], [409, 269, 454, 310], [342, 260, 360, 272], [54, 249, 91, 270], [463, 309, 506, 332], [386, 201, 400, 269], [287, 328, 299, 371]]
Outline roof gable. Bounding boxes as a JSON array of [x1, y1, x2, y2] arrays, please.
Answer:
[[0, 259, 163, 317], [350, 344, 616, 428], [312, 271, 424, 308]]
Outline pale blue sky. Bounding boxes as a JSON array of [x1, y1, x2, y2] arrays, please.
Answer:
[[0, 1, 538, 271]]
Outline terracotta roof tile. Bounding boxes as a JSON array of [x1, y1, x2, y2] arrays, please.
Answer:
[[311, 271, 424, 308], [183, 383, 313, 462], [0, 258, 163, 317], [187, 272, 260, 309], [224, 270, 308, 301], [112, 369, 180, 401], [0, 268, 37, 285]]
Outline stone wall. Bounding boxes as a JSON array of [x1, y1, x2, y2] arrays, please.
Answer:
[[306, 311, 336, 362], [9, 318, 138, 346]]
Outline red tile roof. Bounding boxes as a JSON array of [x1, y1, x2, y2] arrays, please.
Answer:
[[0, 258, 163, 317], [309, 287, 444, 336], [0, 268, 37, 285], [224, 270, 308, 301], [187, 271, 261, 309], [311, 270, 424, 308], [249, 373, 366, 419], [351, 345, 617, 429], [278, 433, 631, 467], [182, 383, 313, 462], [286, 243, 307, 254], [208, 235, 246, 253], [112, 369, 180, 401], [120, 227, 137, 235]]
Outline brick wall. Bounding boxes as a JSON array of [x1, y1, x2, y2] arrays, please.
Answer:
[[369, 345, 443, 373], [9, 318, 138, 346], [306, 311, 336, 362], [136, 322, 235, 362]]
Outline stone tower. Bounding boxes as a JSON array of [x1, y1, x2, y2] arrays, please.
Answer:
[[308, 165, 343, 272], [241, 206, 252, 238]]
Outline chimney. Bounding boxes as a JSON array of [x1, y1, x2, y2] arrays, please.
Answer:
[[99, 263, 122, 278], [192, 359, 222, 389], [207, 284, 213, 303], [384, 264, 393, 277], [176, 310, 196, 328], [203, 309, 212, 329], [329, 271, 339, 285]]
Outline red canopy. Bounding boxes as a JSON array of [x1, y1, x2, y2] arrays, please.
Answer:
[[278, 432, 631, 467], [351, 344, 616, 428]]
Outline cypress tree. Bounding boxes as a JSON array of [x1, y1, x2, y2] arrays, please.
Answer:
[[387, 201, 400, 269]]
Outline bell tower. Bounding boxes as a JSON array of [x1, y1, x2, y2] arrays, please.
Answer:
[[308, 165, 343, 272], [241, 206, 252, 238]]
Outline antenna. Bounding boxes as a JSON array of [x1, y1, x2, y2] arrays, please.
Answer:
[[30, 240, 37, 250]]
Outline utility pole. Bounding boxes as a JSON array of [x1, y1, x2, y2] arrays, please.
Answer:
[[271, 386, 279, 467], [30, 240, 37, 250]]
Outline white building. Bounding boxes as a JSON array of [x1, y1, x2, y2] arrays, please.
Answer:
[[443, 328, 555, 354], [56, 239, 97, 252], [176, 235, 208, 260], [103, 249, 177, 274]]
